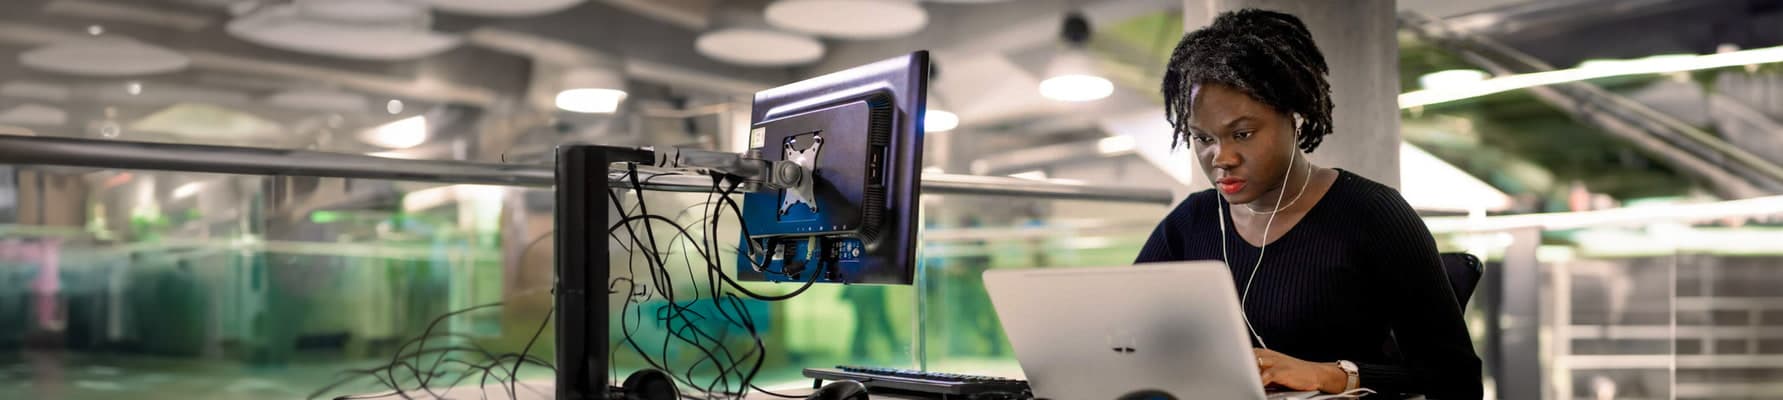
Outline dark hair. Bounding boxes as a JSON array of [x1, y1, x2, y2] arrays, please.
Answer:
[[1160, 9, 1333, 152]]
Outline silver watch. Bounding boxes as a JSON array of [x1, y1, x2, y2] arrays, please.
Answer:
[[1335, 360, 1360, 391]]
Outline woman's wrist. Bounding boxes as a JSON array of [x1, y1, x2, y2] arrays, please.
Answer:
[[1318, 363, 1349, 393]]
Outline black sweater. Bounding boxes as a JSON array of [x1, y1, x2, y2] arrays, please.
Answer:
[[1135, 170, 1482, 399]]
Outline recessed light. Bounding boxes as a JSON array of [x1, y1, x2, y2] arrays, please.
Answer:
[[695, 29, 824, 67]]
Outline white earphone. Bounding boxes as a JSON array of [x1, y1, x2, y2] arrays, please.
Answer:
[[1217, 116, 1307, 350]]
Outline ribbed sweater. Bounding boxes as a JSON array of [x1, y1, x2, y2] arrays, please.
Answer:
[[1135, 169, 1482, 399]]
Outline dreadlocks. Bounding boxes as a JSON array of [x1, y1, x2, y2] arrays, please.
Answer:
[[1161, 8, 1334, 152]]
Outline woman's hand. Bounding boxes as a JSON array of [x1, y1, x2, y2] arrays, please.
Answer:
[[1254, 348, 1348, 393]]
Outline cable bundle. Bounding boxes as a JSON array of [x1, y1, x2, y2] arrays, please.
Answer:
[[313, 162, 823, 399]]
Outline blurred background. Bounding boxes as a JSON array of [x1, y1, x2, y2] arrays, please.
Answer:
[[0, 0, 1781, 399]]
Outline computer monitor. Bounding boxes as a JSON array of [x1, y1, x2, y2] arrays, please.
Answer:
[[735, 51, 928, 285]]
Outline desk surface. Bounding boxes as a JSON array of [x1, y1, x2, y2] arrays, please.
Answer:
[[349, 380, 933, 400], [351, 380, 1371, 400]]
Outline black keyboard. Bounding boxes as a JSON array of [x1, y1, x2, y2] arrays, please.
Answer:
[[803, 365, 1030, 397]]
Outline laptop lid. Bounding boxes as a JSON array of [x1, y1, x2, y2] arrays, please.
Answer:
[[983, 262, 1267, 400]]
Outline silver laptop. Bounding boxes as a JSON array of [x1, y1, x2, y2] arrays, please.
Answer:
[[983, 261, 1271, 400]]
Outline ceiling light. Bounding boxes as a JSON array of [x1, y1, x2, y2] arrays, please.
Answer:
[[422, 0, 584, 17], [130, 103, 284, 141], [294, 0, 426, 24], [764, 0, 928, 39], [367, 150, 423, 159], [99, 84, 250, 105], [227, 2, 460, 61], [402, 184, 505, 213], [360, 115, 427, 149], [696, 28, 824, 67], [924, 88, 959, 132], [0, 104, 68, 126], [556, 67, 628, 114], [1400, 46, 1783, 109], [266, 89, 370, 113], [1040, 73, 1113, 102], [1096, 135, 1136, 155], [1417, 69, 1488, 91], [557, 89, 627, 114], [20, 38, 190, 76], [172, 182, 204, 199], [0, 81, 72, 102], [87, 25, 103, 35], [386, 99, 404, 114], [924, 109, 958, 132], [1039, 12, 1111, 102]]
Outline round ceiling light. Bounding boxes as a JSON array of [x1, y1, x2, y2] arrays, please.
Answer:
[[294, 0, 426, 24], [924, 109, 958, 132], [20, 38, 189, 76], [695, 29, 824, 67], [765, 0, 928, 39], [423, 0, 585, 17], [1039, 46, 1111, 102], [556, 67, 628, 114], [0, 104, 68, 126], [266, 89, 371, 113], [1039, 74, 1113, 102], [227, 4, 460, 61]]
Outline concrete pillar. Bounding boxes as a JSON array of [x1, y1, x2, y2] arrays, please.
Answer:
[[1183, 0, 1401, 188]]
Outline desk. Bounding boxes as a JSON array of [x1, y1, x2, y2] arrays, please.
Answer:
[[348, 381, 1410, 400], [345, 378, 948, 400], [345, 380, 936, 400]]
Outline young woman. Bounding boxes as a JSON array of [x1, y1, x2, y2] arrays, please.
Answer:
[[1136, 9, 1482, 399]]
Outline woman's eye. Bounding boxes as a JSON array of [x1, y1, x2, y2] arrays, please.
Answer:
[[1192, 135, 1214, 144], [1233, 131, 1254, 140]]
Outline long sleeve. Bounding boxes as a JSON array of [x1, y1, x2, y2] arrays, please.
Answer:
[[1353, 188, 1483, 399], [1135, 194, 1197, 264]]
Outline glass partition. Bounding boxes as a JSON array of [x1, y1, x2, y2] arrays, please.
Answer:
[[0, 168, 535, 399]]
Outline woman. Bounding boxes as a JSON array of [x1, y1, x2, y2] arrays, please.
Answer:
[[1136, 9, 1482, 399]]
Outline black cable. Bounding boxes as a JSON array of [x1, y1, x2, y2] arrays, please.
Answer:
[[402, 302, 504, 398], [311, 292, 558, 399], [608, 175, 692, 378], [314, 347, 553, 400], [601, 163, 841, 399], [608, 194, 742, 394], [610, 213, 823, 302], [508, 305, 555, 399], [696, 175, 768, 394], [706, 174, 826, 397], [714, 176, 773, 273], [615, 189, 746, 395], [618, 173, 757, 395]]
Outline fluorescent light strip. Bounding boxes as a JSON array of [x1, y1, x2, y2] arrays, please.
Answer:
[[1424, 194, 1783, 234], [1399, 45, 1783, 109]]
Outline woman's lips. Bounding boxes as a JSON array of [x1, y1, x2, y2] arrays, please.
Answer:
[[1217, 178, 1246, 194]]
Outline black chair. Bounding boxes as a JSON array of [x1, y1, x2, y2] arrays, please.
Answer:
[[1381, 252, 1485, 373], [1439, 252, 1483, 308]]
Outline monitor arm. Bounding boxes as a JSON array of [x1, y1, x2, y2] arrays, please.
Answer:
[[653, 147, 815, 212]]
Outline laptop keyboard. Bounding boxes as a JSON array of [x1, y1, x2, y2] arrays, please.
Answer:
[[803, 365, 1030, 396]]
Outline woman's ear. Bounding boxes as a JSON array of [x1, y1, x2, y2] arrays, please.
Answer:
[[1291, 113, 1305, 138]]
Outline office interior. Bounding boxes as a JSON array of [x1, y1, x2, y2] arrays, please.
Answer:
[[1, 0, 1782, 398]]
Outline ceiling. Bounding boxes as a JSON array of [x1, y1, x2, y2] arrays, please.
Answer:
[[1, 0, 1780, 207]]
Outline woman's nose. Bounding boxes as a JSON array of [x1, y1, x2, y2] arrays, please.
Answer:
[[1210, 145, 1240, 169]]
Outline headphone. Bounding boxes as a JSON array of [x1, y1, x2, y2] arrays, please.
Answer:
[[1216, 114, 1305, 350], [617, 368, 680, 400]]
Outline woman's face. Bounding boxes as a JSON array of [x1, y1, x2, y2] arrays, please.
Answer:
[[1183, 83, 1299, 205]]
